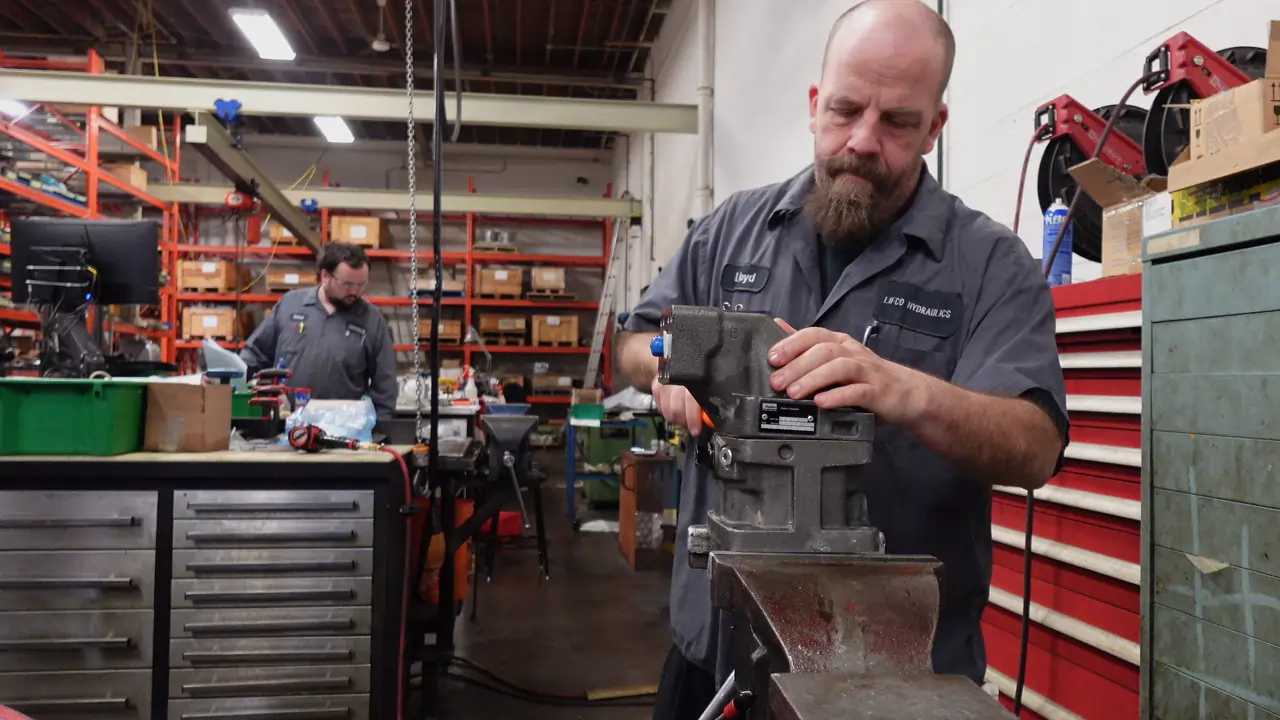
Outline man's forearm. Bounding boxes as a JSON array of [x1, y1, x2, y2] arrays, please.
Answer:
[[617, 331, 659, 391], [905, 375, 1062, 490]]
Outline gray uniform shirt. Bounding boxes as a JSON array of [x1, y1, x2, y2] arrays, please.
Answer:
[[240, 287, 399, 419], [623, 165, 1069, 683]]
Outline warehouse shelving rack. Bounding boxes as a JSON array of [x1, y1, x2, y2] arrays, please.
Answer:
[[173, 177, 616, 401], [0, 49, 182, 364]]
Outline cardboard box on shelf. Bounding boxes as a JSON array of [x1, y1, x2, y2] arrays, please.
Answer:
[[330, 216, 389, 248], [572, 388, 603, 405], [181, 307, 237, 339], [123, 125, 158, 150], [475, 267, 524, 297], [478, 314, 527, 334], [102, 162, 147, 192], [531, 267, 566, 291], [417, 318, 463, 342], [1171, 86, 1280, 192], [1188, 78, 1280, 161], [1067, 159, 1166, 277], [143, 383, 232, 453], [264, 269, 316, 293], [531, 315, 579, 346], [268, 222, 297, 245], [178, 259, 237, 292], [530, 374, 574, 393]]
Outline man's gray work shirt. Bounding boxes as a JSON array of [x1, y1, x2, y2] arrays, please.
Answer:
[[240, 287, 399, 418], [623, 166, 1069, 684]]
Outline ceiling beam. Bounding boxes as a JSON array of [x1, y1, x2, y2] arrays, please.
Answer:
[[149, 183, 641, 219], [0, 69, 697, 134], [0, 37, 647, 89], [184, 114, 324, 251]]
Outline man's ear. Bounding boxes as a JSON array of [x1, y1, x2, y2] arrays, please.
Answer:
[[808, 85, 820, 134], [922, 102, 949, 155]]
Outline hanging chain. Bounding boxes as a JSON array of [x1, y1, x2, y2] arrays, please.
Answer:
[[405, 0, 424, 446]]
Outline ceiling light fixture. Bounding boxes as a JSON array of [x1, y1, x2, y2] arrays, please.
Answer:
[[313, 116, 355, 144], [0, 99, 31, 118], [228, 8, 296, 61]]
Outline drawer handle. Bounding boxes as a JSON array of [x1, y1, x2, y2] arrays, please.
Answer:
[[183, 649, 354, 663], [0, 577, 134, 590], [181, 708, 350, 720], [187, 501, 358, 513], [186, 560, 358, 574], [185, 589, 355, 603], [0, 637, 132, 651], [185, 618, 356, 635], [182, 675, 353, 696], [186, 530, 356, 543], [11, 697, 131, 713], [0, 516, 138, 528]]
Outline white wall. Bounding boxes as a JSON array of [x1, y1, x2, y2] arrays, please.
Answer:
[[631, 0, 945, 280], [947, 0, 1275, 282]]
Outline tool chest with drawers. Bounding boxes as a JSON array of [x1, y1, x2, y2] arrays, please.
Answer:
[[0, 456, 405, 720]]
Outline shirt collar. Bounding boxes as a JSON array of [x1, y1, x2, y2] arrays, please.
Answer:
[[302, 286, 321, 306], [767, 163, 949, 261]]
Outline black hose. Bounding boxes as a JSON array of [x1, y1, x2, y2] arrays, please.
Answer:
[[1012, 494, 1033, 716], [1009, 71, 1162, 717]]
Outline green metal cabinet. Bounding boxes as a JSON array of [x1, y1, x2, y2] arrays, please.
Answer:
[[1141, 206, 1280, 719]]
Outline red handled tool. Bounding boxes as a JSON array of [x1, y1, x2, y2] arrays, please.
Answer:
[[287, 424, 382, 453]]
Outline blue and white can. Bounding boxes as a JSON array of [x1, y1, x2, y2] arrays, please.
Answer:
[[1042, 199, 1073, 287]]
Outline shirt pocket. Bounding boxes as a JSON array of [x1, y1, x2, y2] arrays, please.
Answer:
[[868, 326, 958, 380], [276, 320, 308, 369], [336, 325, 369, 380]]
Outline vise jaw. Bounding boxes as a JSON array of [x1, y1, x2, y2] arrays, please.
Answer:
[[653, 305, 883, 564]]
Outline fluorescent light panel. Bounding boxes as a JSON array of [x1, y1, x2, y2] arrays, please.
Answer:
[[0, 99, 30, 118], [229, 8, 296, 61], [313, 116, 355, 144]]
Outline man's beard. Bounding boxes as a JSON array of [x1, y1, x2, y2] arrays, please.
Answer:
[[804, 152, 907, 249]]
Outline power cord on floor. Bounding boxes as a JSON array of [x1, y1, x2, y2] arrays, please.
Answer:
[[440, 655, 657, 708]]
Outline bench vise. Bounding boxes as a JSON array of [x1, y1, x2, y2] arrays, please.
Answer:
[[653, 305, 1011, 720]]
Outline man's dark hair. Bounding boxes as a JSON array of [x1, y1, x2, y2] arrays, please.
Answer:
[[318, 242, 369, 274], [822, 0, 955, 99]]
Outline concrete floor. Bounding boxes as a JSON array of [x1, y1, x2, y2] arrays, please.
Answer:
[[435, 466, 673, 719]]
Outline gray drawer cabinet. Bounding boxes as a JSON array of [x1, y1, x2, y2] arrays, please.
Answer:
[[167, 490, 376, 719], [0, 480, 397, 720], [0, 490, 159, 720], [1141, 207, 1280, 719]]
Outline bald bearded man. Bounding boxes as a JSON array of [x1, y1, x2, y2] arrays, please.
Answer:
[[616, 1, 1069, 715]]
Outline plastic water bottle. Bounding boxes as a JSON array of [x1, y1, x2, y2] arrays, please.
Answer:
[[1042, 199, 1073, 287]]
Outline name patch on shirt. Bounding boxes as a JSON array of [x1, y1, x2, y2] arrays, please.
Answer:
[[874, 281, 961, 338], [720, 264, 770, 293], [345, 323, 367, 340]]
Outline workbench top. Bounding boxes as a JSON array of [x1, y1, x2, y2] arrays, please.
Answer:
[[0, 446, 415, 464]]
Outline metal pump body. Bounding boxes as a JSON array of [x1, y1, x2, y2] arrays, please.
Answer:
[[653, 305, 882, 562]]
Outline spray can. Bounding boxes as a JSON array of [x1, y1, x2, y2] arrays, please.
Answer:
[[1042, 199, 1073, 287]]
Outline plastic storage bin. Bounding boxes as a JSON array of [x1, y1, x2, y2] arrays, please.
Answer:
[[0, 378, 147, 456]]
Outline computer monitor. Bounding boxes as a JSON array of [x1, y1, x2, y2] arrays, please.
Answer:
[[10, 217, 161, 307]]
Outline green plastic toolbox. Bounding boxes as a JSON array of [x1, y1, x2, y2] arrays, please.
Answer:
[[0, 378, 147, 456]]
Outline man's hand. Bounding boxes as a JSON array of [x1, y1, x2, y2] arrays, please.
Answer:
[[651, 376, 707, 436], [766, 321, 931, 426], [766, 319, 1062, 489]]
